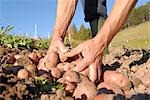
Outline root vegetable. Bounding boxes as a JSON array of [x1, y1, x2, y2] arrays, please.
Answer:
[[40, 73, 53, 83], [64, 80, 75, 93], [97, 82, 124, 95], [16, 56, 33, 66], [56, 89, 66, 98], [63, 70, 79, 83], [57, 78, 65, 84], [14, 62, 19, 66], [104, 71, 131, 91], [17, 69, 30, 79], [57, 79, 75, 93], [95, 94, 114, 100], [57, 62, 75, 71], [28, 52, 40, 64], [73, 75, 97, 100], [41, 94, 58, 100], [25, 64, 36, 73], [14, 54, 23, 59], [51, 67, 62, 78], [1, 55, 16, 64], [37, 70, 51, 76], [61, 97, 73, 100]]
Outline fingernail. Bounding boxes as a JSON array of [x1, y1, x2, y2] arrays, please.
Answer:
[[60, 48, 68, 54]]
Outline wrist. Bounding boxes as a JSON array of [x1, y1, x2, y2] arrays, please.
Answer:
[[92, 35, 107, 53]]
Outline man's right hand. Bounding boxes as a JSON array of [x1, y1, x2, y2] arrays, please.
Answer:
[[38, 37, 68, 71]]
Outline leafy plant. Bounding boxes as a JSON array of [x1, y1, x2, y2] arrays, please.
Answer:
[[0, 25, 14, 34], [33, 39, 49, 49], [34, 76, 48, 85], [34, 77, 64, 92]]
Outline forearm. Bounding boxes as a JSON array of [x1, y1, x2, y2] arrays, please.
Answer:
[[52, 0, 78, 40], [94, 0, 137, 48]]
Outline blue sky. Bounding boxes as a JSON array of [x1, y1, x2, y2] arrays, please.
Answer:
[[0, 0, 149, 38]]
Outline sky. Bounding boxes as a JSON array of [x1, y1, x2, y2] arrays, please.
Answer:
[[0, 0, 149, 38]]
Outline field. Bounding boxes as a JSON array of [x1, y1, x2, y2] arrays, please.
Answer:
[[0, 22, 150, 100], [111, 22, 150, 49]]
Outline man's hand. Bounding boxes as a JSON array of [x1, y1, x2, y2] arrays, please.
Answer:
[[65, 39, 104, 82], [38, 0, 78, 71], [38, 37, 68, 71]]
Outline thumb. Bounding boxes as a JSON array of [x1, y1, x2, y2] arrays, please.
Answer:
[[57, 40, 69, 53]]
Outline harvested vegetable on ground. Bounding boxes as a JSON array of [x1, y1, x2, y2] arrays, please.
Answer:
[[104, 71, 132, 91], [73, 75, 97, 100], [17, 69, 31, 79], [51, 67, 62, 78]]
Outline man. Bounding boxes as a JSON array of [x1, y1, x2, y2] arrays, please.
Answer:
[[81, 0, 107, 37], [38, 0, 138, 83]]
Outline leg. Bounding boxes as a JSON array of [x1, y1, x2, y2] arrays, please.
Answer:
[[89, 19, 98, 38]]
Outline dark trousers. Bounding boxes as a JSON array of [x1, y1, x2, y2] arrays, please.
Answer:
[[89, 19, 98, 38]]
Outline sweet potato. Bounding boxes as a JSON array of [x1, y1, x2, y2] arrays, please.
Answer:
[[64, 80, 75, 93], [104, 71, 131, 91], [57, 78, 66, 84], [57, 78, 75, 93], [40, 73, 53, 83], [1, 55, 16, 64], [17, 69, 30, 79], [28, 52, 40, 64], [56, 89, 66, 98], [61, 97, 73, 100], [73, 75, 97, 100], [25, 64, 36, 73], [63, 70, 79, 83], [51, 67, 62, 79], [38, 51, 59, 70], [14, 61, 19, 66], [57, 62, 75, 72], [97, 82, 124, 95], [95, 94, 114, 100], [14, 54, 23, 60]]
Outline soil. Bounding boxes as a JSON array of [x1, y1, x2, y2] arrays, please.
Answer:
[[0, 46, 150, 100]]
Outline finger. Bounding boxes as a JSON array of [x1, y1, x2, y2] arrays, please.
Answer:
[[65, 46, 81, 58], [37, 59, 49, 72], [71, 58, 82, 65], [96, 62, 102, 83], [73, 59, 90, 72], [89, 63, 97, 82], [57, 40, 69, 53], [57, 50, 68, 62], [80, 68, 89, 77]]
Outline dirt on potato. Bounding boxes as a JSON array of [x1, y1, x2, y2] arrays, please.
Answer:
[[0, 46, 150, 100]]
